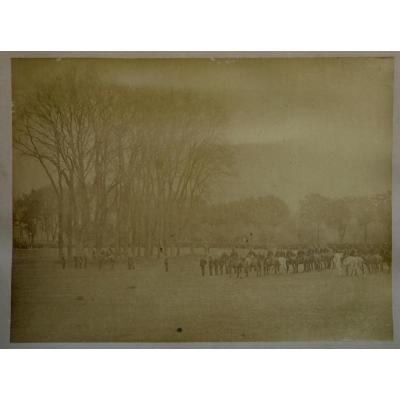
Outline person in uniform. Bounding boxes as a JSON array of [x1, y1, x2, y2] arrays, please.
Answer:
[[127, 247, 135, 270], [208, 256, 213, 276], [119, 247, 126, 264], [164, 256, 169, 272], [230, 247, 238, 259], [83, 246, 90, 268], [99, 247, 107, 269], [91, 247, 97, 265], [199, 258, 206, 277], [214, 258, 219, 275], [108, 247, 115, 268], [72, 245, 79, 268], [60, 251, 66, 269]]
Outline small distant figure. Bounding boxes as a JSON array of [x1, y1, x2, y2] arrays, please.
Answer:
[[82, 247, 90, 268], [200, 258, 207, 276], [119, 247, 126, 263], [333, 252, 343, 276], [75, 245, 85, 268], [127, 247, 135, 270], [99, 247, 107, 269], [72, 246, 79, 268], [92, 247, 97, 262], [230, 247, 238, 259], [107, 247, 115, 268], [164, 256, 169, 272], [214, 259, 219, 275], [60, 253, 66, 269]]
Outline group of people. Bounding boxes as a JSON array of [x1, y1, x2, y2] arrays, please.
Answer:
[[62, 246, 172, 272], [61, 246, 136, 270], [60, 242, 391, 279], [199, 244, 391, 278]]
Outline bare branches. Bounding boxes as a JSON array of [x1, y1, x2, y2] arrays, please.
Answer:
[[14, 68, 233, 254]]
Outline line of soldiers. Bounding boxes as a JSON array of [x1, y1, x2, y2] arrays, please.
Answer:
[[63, 246, 136, 269], [199, 244, 391, 278], [63, 246, 171, 272]]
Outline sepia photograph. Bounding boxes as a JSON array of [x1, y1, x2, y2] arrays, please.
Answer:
[[9, 56, 394, 343]]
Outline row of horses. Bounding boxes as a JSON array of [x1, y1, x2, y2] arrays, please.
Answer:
[[62, 245, 390, 277], [199, 249, 389, 278]]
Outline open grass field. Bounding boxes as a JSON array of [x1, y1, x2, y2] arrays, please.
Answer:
[[10, 249, 393, 343]]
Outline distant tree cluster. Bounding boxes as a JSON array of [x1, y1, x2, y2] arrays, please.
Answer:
[[14, 68, 232, 258], [181, 192, 391, 249], [184, 196, 290, 249], [13, 187, 58, 248], [298, 192, 391, 245]]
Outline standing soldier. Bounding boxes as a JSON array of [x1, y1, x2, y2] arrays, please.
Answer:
[[60, 251, 66, 269], [208, 256, 213, 276], [92, 247, 97, 264], [98, 247, 105, 269], [230, 247, 238, 259], [164, 256, 169, 272], [76, 244, 85, 268], [219, 259, 224, 275], [214, 258, 219, 276], [72, 245, 79, 268], [127, 247, 135, 270], [119, 247, 126, 264], [82, 246, 90, 268], [108, 247, 115, 268], [200, 258, 206, 277]]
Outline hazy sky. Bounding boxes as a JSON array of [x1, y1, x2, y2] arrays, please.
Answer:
[[12, 57, 394, 203]]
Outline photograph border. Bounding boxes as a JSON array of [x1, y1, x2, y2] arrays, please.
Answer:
[[1, 51, 399, 348]]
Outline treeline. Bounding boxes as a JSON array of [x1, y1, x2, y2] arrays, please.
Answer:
[[297, 193, 391, 245], [182, 192, 391, 248], [13, 68, 232, 258], [14, 187, 391, 251]]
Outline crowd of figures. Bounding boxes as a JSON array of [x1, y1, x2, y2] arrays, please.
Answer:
[[199, 244, 392, 278], [61, 247, 136, 270], [61, 246, 173, 272], [58, 243, 391, 279]]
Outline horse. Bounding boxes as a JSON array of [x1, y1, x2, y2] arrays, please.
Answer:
[[313, 253, 322, 272], [303, 254, 313, 272], [263, 255, 280, 274], [244, 255, 258, 277], [278, 256, 287, 274], [321, 251, 334, 270], [364, 254, 383, 273], [235, 258, 245, 278], [286, 253, 298, 273]]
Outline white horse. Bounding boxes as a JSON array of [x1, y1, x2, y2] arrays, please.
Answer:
[[333, 252, 344, 276], [278, 256, 287, 274], [244, 255, 257, 277], [342, 256, 364, 276]]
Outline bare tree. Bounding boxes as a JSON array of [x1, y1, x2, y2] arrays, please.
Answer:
[[14, 69, 233, 261]]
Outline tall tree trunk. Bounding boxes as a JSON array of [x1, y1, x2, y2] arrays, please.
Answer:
[[57, 202, 64, 259], [66, 185, 74, 259]]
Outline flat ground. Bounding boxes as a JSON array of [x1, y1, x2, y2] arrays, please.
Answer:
[[10, 249, 393, 343]]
